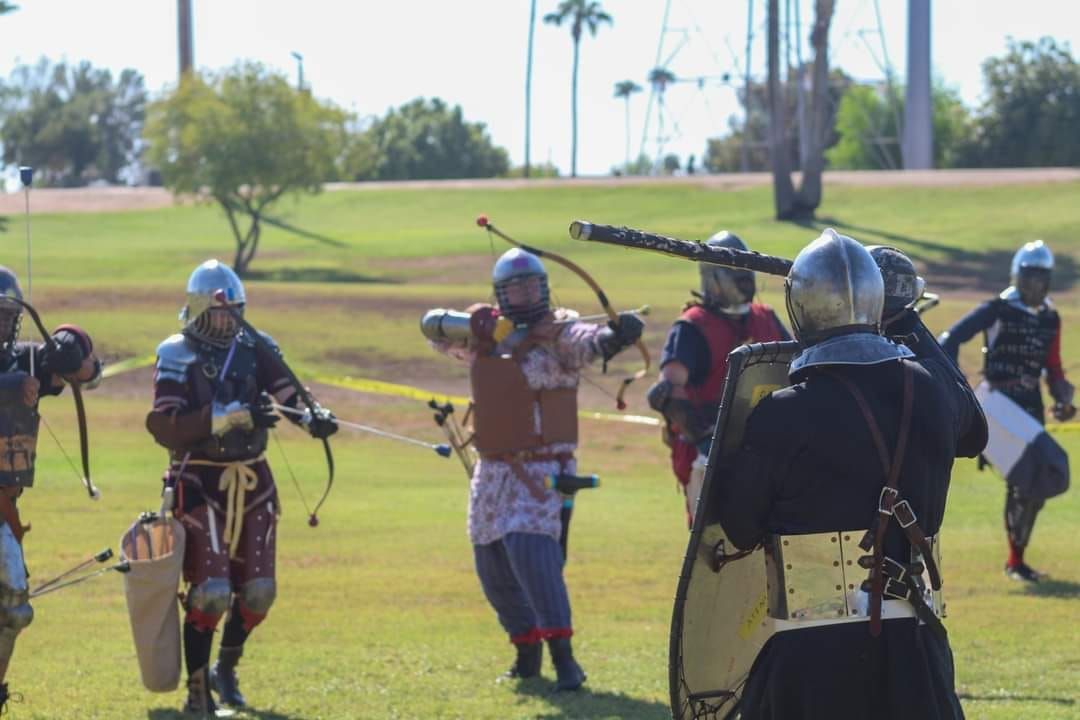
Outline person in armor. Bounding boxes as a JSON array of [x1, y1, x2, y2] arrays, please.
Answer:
[[714, 231, 986, 718], [647, 232, 789, 526], [939, 240, 1074, 583], [0, 266, 102, 712], [145, 260, 338, 715], [420, 247, 643, 691]]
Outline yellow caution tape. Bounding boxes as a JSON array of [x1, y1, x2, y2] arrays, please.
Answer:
[[93, 356, 1079, 433], [102, 354, 157, 379]]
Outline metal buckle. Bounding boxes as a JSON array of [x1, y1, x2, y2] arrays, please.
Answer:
[[882, 577, 910, 601], [878, 487, 899, 515], [881, 556, 908, 582], [892, 500, 917, 528]]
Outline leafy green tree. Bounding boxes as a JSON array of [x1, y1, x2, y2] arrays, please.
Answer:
[[0, 59, 146, 186], [364, 98, 508, 180], [704, 69, 850, 173], [144, 62, 347, 275], [826, 82, 973, 169], [544, 0, 612, 177], [962, 37, 1080, 167]]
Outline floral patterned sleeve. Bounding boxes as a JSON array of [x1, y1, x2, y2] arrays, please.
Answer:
[[553, 321, 604, 371]]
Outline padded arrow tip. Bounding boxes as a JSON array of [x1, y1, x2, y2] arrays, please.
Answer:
[[476, 214, 489, 228], [435, 444, 452, 458], [308, 514, 320, 528]]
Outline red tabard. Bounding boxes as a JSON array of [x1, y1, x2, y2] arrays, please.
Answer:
[[671, 303, 785, 486]]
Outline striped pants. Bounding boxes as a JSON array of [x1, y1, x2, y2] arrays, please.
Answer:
[[473, 532, 573, 643]]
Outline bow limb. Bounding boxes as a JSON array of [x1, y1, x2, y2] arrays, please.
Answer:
[[480, 218, 651, 410], [69, 383, 99, 499], [305, 437, 335, 527]]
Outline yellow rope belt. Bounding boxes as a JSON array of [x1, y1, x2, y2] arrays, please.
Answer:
[[185, 454, 265, 559]]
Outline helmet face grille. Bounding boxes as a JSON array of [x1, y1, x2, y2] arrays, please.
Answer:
[[187, 306, 242, 347], [495, 275, 550, 326]]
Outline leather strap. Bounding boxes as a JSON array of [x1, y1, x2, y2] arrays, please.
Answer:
[[824, 363, 925, 637]]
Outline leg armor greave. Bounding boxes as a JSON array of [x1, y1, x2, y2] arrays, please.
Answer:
[[0, 524, 31, 679], [1005, 486, 1044, 549]]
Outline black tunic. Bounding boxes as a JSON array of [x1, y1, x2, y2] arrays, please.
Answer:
[[718, 341, 986, 719]]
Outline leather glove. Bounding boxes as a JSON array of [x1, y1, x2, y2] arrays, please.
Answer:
[[250, 395, 281, 429], [40, 331, 86, 376], [597, 312, 645, 363], [1052, 402, 1077, 422], [304, 405, 339, 439]]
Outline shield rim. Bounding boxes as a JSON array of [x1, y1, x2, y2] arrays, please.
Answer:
[[668, 340, 800, 720]]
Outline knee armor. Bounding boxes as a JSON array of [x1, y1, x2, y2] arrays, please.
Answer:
[[188, 577, 232, 617], [239, 578, 276, 615]]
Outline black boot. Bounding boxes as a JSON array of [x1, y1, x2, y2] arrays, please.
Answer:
[[0, 682, 21, 714], [547, 637, 586, 692], [183, 666, 233, 717], [501, 641, 543, 680], [210, 645, 247, 708]]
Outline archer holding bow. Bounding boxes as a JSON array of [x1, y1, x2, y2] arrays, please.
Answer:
[[420, 230, 644, 692], [0, 266, 103, 713], [144, 260, 338, 715]]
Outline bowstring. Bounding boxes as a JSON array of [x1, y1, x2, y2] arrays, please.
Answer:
[[271, 429, 312, 520], [40, 416, 85, 485]]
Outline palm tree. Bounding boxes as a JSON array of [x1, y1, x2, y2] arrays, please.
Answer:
[[613, 80, 641, 170], [544, 0, 613, 177], [647, 67, 676, 172], [524, 0, 537, 178]]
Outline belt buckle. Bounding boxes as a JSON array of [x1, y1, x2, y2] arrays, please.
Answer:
[[892, 500, 918, 528], [878, 487, 899, 515]]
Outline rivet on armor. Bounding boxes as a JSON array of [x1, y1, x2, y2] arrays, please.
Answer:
[[835, 585, 842, 591], [833, 561, 839, 567], [830, 536, 837, 543], [789, 588, 795, 594], [783, 540, 789, 546], [786, 564, 792, 570], [844, 534, 851, 541]]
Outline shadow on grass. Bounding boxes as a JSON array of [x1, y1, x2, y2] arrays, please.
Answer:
[[260, 214, 347, 249], [243, 267, 399, 284], [516, 679, 669, 719], [789, 216, 1079, 294], [959, 692, 1076, 706], [148, 706, 307, 719], [1017, 577, 1080, 599]]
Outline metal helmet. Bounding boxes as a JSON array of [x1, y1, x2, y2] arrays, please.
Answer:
[[179, 259, 246, 347], [699, 231, 756, 314], [785, 229, 884, 344], [1010, 240, 1053, 307], [492, 248, 550, 326], [0, 267, 24, 354], [786, 232, 914, 373], [867, 245, 926, 318]]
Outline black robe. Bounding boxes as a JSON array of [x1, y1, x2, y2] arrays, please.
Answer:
[[717, 333, 986, 720]]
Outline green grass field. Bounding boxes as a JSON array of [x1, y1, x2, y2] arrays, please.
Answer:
[[5, 179, 1080, 719]]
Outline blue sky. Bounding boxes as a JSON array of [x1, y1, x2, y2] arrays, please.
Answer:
[[2, 1, 1078, 176]]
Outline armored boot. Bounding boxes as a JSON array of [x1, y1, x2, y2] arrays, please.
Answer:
[[500, 641, 542, 681], [547, 637, 586, 692], [210, 645, 247, 708], [183, 666, 234, 717]]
